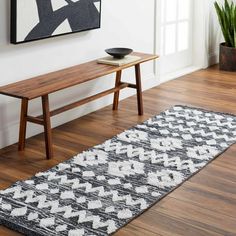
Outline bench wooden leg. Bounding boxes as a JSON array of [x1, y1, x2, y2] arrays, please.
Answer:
[[113, 70, 122, 110], [18, 98, 28, 151], [42, 95, 53, 159], [135, 64, 144, 115]]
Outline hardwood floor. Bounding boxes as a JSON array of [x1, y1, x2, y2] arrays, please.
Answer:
[[0, 65, 236, 236]]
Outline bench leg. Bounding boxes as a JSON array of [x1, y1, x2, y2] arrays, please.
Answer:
[[18, 98, 29, 151], [113, 70, 122, 110], [42, 95, 53, 159], [135, 64, 144, 115]]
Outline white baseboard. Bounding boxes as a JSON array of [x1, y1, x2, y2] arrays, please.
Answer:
[[160, 65, 201, 83], [208, 52, 219, 66]]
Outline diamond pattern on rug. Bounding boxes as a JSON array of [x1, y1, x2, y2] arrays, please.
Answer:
[[0, 105, 236, 236]]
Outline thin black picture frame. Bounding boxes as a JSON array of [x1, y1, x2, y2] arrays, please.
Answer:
[[10, 0, 102, 45]]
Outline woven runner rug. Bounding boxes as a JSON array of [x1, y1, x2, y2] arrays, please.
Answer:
[[0, 105, 236, 236]]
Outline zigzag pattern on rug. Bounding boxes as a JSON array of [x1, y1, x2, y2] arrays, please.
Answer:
[[0, 105, 236, 236]]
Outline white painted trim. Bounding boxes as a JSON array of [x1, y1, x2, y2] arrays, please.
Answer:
[[154, 0, 162, 78], [160, 65, 201, 83], [208, 52, 219, 66]]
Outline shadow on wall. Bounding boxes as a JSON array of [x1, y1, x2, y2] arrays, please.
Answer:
[[0, 0, 10, 47], [0, 0, 90, 55], [0, 103, 9, 147]]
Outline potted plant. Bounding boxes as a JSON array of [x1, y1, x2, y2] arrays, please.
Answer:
[[214, 0, 236, 71]]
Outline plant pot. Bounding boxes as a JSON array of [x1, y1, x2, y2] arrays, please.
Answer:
[[219, 43, 236, 72]]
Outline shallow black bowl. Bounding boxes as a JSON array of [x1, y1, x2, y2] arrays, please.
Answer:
[[105, 48, 133, 59]]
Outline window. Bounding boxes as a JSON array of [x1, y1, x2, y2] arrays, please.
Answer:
[[158, 0, 193, 77]]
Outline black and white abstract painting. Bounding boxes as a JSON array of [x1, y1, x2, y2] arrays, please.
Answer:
[[11, 0, 101, 44]]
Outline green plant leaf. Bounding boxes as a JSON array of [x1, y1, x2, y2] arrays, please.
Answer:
[[215, 0, 236, 47]]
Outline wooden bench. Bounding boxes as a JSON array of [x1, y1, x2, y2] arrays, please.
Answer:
[[0, 52, 158, 159]]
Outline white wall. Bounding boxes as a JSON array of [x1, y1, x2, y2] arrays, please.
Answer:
[[0, 0, 157, 148], [193, 0, 223, 68], [207, 0, 224, 65]]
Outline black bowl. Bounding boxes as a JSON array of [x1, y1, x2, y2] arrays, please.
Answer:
[[105, 48, 133, 59]]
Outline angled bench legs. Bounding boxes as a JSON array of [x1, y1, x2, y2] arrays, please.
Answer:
[[18, 63, 144, 160], [113, 64, 144, 115], [41, 95, 53, 159], [113, 70, 122, 111], [18, 95, 53, 160], [135, 64, 144, 116], [18, 98, 28, 152]]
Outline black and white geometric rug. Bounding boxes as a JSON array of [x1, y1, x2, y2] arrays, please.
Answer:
[[1, 105, 236, 236]]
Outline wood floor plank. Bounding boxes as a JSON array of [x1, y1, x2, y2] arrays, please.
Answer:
[[126, 208, 223, 236], [170, 181, 236, 218], [116, 224, 160, 236], [0, 66, 236, 235], [153, 197, 236, 236]]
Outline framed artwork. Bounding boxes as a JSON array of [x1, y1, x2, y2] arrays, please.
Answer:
[[11, 0, 101, 44]]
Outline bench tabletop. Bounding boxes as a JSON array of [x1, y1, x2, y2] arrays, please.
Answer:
[[0, 52, 158, 100]]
